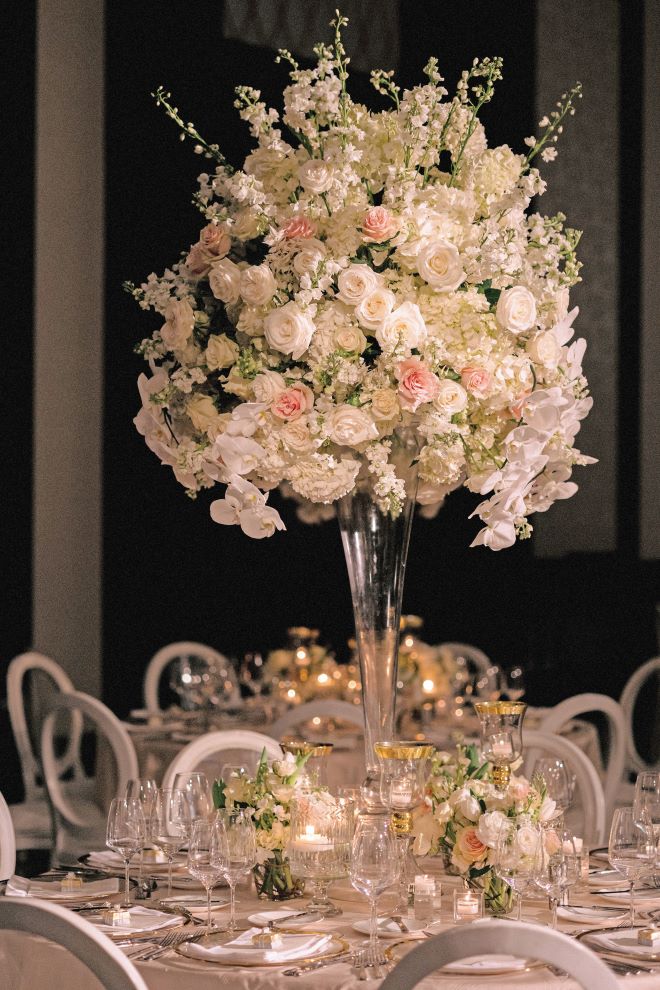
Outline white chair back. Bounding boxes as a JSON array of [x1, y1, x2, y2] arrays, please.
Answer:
[[438, 642, 491, 674], [143, 641, 235, 713], [620, 656, 660, 774], [539, 693, 626, 817], [0, 791, 16, 882], [271, 700, 365, 741], [7, 651, 83, 803], [162, 730, 282, 790], [41, 691, 139, 861], [0, 898, 148, 990], [522, 729, 606, 845], [378, 919, 619, 990]]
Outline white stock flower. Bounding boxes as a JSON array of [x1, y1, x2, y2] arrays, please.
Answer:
[[208, 258, 241, 304], [496, 286, 537, 334], [376, 301, 427, 351], [289, 454, 360, 503], [264, 301, 315, 359], [433, 379, 468, 415], [354, 287, 396, 330], [326, 404, 378, 447], [417, 240, 465, 292], [205, 333, 239, 370], [336, 264, 381, 306], [240, 264, 277, 306], [298, 159, 335, 194]]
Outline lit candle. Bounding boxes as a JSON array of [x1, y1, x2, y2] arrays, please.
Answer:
[[292, 824, 334, 851], [422, 679, 435, 695], [489, 733, 514, 759], [390, 778, 415, 808], [453, 889, 483, 922]]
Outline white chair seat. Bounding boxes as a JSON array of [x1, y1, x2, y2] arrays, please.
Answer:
[[8, 800, 52, 846]]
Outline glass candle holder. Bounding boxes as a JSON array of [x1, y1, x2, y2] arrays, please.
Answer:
[[288, 796, 353, 917], [413, 874, 435, 922], [473, 701, 527, 790], [280, 740, 334, 788], [453, 887, 484, 923]]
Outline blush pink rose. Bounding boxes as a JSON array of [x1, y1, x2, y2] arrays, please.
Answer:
[[461, 366, 492, 398], [282, 217, 317, 240], [362, 206, 399, 244], [200, 223, 231, 258], [508, 779, 531, 802], [270, 383, 314, 421], [455, 826, 488, 864], [395, 358, 440, 412]]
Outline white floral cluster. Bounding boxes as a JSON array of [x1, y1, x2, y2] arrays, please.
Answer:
[[131, 15, 592, 549]]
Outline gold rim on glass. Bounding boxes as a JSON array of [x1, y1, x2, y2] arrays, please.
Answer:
[[473, 701, 527, 718], [374, 740, 435, 760], [281, 740, 334, 758]]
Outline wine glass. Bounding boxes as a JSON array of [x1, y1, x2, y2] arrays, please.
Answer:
[[149, 788, 191, 896], [213, 808, 258, 935], [106, 797, 145, 907], [188, 818, 226, 936], [634, 772, 660, 840], [349, 816, 400, 948], [172, 772, 213, 834], [124, 778, 157, 883], [534, 758, 572, 822], [609, 806, 655, 924], [494, 819, 542, 920], [533, 827, 580, 928]]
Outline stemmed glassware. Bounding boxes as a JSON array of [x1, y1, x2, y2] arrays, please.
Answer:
[[149, 788, 191, 896], [609, 806, 655, 924], [494, 819, 542, 920], [172, 772, 213, 834], [533, 758, 573, 823], [214, 808, 258, 935], [188, 819, 226, 936], [634, 773, 660, 838], [533, 828, 580, 928], [288, 797, 353, 917], [106, 797, 145, 908], [124, 778, 157, 884], [349, 816, 400, 948]]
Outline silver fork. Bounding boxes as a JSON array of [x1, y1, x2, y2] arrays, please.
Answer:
[[126, 928, 204, 962], [355, 944, 389, 980]]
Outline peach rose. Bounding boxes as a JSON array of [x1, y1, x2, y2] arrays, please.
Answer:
[[282, 217, 317, 240], [455, 825, 488, 864], [270, 384, 314, 421], [396, 358, 440, 412], [362, 206, 399, 243], [461, 366, 491, 398]]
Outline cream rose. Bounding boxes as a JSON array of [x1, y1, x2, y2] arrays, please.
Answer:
[[240, 264, 277, 307], [208, 258, 241, 304], [270, 383, 314, 421], [205, 333, 239, 370], [232, 209, 261, 241], [264, 301, 315, 359], [526, 331, 561, 368], [282, 216, 317, 239], [362, 206, 399, 243], [496, 285, 537, 333], [186, 394, 222, 435], [298, 159, 335, 194], [454, 825, 488, 864], [434, 379, 468, 415], [335, 325, 366, 353], [326, 404, 378, 447], [376, 301, 427, 351], [370, 388, 400, 422], [354, 287, 396, 330], [280, 419, 314, 453], [292, 238, 326, 276], [160, 298, 194, 351], [253, 370, 287, 404], [396, 357, 440, 412], [417, 240, 465, 292], [336, 264, 381, 306]]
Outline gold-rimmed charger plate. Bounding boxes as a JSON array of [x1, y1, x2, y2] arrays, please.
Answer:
[[577, 927, 660, 964], [175, 929, 349, 967], [385, 940, 546, 977]]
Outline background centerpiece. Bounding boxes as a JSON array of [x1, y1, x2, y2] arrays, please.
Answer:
[[129, 13, 591, 798]]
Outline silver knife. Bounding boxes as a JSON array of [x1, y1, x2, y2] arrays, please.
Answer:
[[283, 951, 354, 976]]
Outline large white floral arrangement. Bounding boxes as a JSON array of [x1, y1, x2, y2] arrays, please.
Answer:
[[130, 13, 594, 549]]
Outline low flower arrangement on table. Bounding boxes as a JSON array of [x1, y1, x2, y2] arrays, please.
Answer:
[[413, 745, 556, 914], [213, 749, 337, 900]]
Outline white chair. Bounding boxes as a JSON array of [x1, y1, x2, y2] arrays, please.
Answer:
[[438, 641, 491, 674], [522, 729, 606, 846], [0, 791, 16, 882], [378, 919, 619, 990], [0, 898, 148, 990], [143, 640, 236, 713], [620, 656, 660, 774], [6, 651, 84, 852], [41, 692, 139, 862], [539, 693, 626, 818], [270, 700, 365, 741], [162, 730, 282, 790]]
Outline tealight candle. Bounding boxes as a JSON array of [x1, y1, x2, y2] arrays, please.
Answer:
[[291, 824, 334, 851], [453, 888, 484, 922], [489, 734, 514, 759], [389, 778, 415, 808]]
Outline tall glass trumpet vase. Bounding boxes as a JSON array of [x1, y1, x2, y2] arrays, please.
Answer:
[[337, 426, 419, 810]]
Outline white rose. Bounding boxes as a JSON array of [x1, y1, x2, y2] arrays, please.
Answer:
[[186, 394, 223, 436], [336, 265, 381, 306], [264, 301, 315, 359], [280, 419, 314, 453], [161, 298, 194, 351], [231, 209, 261, 241], [417, 240, 465, 292], [292, 238, 326, 276], [370, 388, 400, 422], [298, 159, 335, 194], [326, 404, 378, 447], [253, 370, 287, 404], [355, 287, 396, 330], [433, 379, 468, 415], [240, 264, 277, 306], [205, 333, 239, 370], [335, 325, 366, 353], [475, 810, 507, 848], [526, 331, 561, 368], [496, 286, 537, 333], [376, 301, 427, 351], [516, 824, 541, 857], [208, 258, 241, 304]]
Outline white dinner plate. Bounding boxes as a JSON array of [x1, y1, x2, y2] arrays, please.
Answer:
[[581, 927, 660, 962], [557, 904, 628, 924]]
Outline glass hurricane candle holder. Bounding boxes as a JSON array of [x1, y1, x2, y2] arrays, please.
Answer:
[[453, 886, 484, 922], [473, 701, 527, 790], [288, 797, 353, 917], [280, 740, 334, 789]]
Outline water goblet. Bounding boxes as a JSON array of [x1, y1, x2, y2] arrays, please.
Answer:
[[634, 772, 660, 839], [213, 808, 258, 935], [172, 772, 213, 834], [534, 758, 572, 822], [609, 806, 655, 924], [106, 797, 145, 907], [124, 778, 157, 883], [534, 828, 580, 928], [494, 819, 542, 920], [349, 815, 400, 948], [188, 818, 227, 936], [149, 788, 191, 896]]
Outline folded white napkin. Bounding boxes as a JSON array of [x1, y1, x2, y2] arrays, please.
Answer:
[[445, 955, 529, 972], [6, 875, 119, 899], [181, 927, 332, 965], [91, 906, 177, 935], [589, 929, 659, 958], [87, 850, 182, 870]]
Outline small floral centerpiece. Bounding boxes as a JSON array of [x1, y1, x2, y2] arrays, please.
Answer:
[[412, 745, 555, 914], [213, 748, 330, 899]]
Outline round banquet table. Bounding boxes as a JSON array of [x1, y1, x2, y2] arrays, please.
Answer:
[[1, 868, 658, 990]]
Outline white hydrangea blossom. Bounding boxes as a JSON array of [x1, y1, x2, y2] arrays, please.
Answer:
[[129, 16, 590, 548]]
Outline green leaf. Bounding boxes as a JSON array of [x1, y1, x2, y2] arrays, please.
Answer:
[[212, 779, 226, 809]]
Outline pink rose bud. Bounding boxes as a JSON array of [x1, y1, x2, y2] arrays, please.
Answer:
[[461, 366, 491, 398], [362, 206, 399, 244], [270, 384, 314, 421], [282, 217, 317, 240], [395, 358, 440, 412]]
